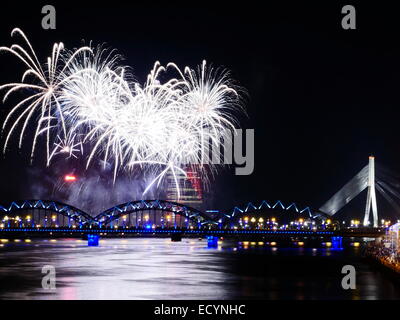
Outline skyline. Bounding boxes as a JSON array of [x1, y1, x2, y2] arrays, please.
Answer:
[[1, 3, 400, 221]]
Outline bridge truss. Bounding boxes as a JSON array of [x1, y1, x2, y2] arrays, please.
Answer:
[[94, 200, 216, 227], [217, 200, 324, 228], [0, 200, 95, 226]]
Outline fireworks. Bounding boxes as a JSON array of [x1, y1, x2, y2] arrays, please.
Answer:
[[0, 29, 244, 198]]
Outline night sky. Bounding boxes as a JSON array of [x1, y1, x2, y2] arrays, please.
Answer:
[[1, 2, 400, 220]]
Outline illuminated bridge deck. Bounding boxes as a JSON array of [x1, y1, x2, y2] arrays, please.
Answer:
[[0, 227, 335, 236]]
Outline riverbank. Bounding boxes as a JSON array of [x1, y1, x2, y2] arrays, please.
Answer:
[[364, 244, 400, 285]]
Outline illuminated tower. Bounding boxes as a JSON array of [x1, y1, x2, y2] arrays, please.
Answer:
[[363, 156, 378, 227], [166, 166, 203, 209]]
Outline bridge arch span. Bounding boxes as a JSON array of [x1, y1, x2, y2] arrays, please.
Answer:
[[0, 200, 94, 227], [219, 200, 325, 228], [94, 200, 214, 228]]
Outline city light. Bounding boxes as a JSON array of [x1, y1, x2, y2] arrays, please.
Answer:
[[64, 175, 77, 182], [350, 219, 361, 227]]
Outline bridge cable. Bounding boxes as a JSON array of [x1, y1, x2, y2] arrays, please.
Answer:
[[319, 165, 369, 216]]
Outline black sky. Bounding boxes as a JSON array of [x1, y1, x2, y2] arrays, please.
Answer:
[[1, 2, 400, 220]]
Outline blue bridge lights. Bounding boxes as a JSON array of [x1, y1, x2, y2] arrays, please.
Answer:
[[207, 236, 219, 248], [87, 234, 100, 246], [215, 200, 328, 231], [0, 199, 328, 232], [331, 236, 343, 250]]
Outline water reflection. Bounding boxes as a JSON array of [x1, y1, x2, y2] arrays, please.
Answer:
[[0, 238, 399, 300]]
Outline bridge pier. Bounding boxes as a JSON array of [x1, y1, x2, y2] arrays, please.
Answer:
[[331, 236, 343, 250], [207, 236, 219, 248], [87, 234, 100, 246]]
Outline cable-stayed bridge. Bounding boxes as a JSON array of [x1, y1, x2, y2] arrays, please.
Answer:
[[319, 156, 400, 227]]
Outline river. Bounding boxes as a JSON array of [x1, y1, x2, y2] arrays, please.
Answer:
[[0, 237, 399, 300]]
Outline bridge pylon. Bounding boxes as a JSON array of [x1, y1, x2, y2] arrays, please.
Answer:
[[363, 156, 378, 227], [319, 156, 381, 228]]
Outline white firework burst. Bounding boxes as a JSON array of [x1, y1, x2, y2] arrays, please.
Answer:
[[0, 29, 244, 200], [0, 28, 91, 161]]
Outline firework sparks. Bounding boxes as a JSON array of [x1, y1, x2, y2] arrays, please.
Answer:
[[0, 29, 244, 199], [0, 28, 91, 161], [48, 133, 83, 163]]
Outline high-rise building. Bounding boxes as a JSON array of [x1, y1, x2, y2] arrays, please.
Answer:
[[166, 166, 203, 209]]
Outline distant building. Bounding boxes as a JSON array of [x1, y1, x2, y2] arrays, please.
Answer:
[[165, 166, 203, 210]]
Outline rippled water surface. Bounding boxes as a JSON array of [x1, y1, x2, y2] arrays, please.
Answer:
[[0, 238, 399, 300]]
